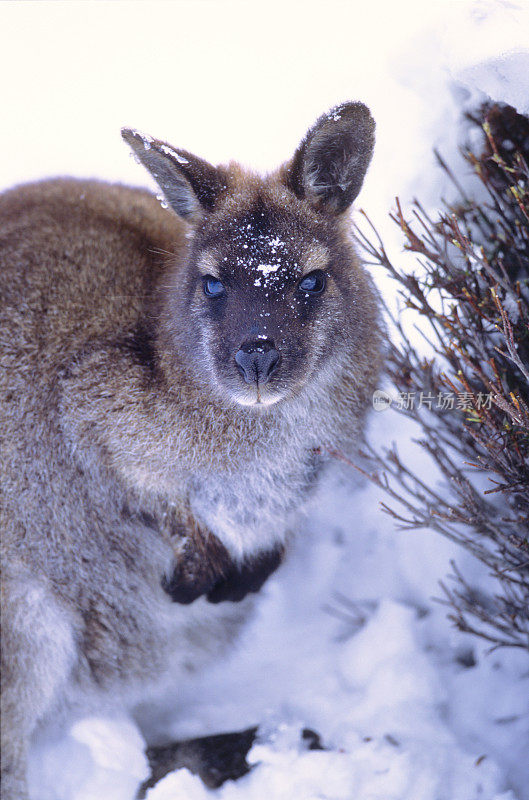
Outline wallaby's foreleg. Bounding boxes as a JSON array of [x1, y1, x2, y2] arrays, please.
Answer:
[[159, 511, 284, 605]]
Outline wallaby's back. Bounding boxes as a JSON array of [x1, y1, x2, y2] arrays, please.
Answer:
[[0, 178, 181, 372], [0, 179, 181, 559]]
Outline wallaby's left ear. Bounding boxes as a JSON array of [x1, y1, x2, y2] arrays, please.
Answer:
[[121, 128, 227, 221], [286, 102, 375, 214]]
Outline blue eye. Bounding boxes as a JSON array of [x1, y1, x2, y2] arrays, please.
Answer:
[[298, 270, 326, 295], [203, 276, 225, 298]]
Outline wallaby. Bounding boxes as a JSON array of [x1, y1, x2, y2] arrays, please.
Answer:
[[0, 102, 383, 799]]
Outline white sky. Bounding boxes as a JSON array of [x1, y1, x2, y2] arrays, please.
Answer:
[[1, 0, 528, 288], [0, 2, 482, 186]]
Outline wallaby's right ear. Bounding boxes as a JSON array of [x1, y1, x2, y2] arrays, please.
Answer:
[[121, 129, 227, 221], [286, 102, 375, 215]]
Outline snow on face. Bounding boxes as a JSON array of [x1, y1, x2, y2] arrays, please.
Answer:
[[204, 210, 316, 349], [220, 216, 303, 295]]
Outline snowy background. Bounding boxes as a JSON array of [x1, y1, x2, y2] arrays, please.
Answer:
[[2, 1, 529, 798]]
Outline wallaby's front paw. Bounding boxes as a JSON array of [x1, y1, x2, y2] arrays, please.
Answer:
[[161, 527, 283, 605], [206, 546, 284, 603], [161, 569, 213, 604], [161, 529, 233, 604]]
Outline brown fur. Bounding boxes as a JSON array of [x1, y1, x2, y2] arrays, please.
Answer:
[[0, 102, 383, 799]]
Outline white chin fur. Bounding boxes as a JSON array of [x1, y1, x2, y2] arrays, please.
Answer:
[[232, 391, 284, 408]]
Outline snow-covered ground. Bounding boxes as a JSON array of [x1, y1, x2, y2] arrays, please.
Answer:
[[2, 1, 529, 798]]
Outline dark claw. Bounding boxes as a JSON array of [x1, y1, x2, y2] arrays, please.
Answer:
[[206, 547, 284, 604], [161, 572, 215, 604]]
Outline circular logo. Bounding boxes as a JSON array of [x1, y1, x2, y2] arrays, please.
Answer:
[[372, 389, 392, 412]]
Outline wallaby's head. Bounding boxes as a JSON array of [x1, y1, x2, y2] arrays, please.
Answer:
[[122, 103, 377, 409]]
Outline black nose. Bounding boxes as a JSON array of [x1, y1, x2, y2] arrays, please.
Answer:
[[235, 340, 280, 385]]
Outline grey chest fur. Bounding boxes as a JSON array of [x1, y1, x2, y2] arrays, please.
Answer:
[[187, 444, 324, 561]]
